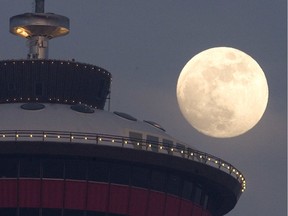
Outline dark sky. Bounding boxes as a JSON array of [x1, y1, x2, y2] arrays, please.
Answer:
[[0, 0, 287, 215]]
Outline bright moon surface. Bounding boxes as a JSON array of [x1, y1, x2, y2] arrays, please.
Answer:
[[177, 47, 269, 138]]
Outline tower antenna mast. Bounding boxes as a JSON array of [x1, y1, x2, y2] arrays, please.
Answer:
[[35, 0, 45, 13]]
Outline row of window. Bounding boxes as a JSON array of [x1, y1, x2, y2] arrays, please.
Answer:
[[129, 132, 185, 154], [0, 208, 124, 216], [0, 157, 209, 208]]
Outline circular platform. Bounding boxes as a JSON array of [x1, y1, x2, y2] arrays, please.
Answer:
[[10, 13, 69, 38]]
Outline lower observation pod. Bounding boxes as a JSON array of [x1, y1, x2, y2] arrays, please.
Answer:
[[0, 134, 243, 216]]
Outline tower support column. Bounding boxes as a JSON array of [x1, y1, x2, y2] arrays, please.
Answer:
[[27, 36, 49, 59]]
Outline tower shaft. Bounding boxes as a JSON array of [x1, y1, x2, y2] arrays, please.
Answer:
[[27, 36, 49, 59], [35, 0, 45, 13]]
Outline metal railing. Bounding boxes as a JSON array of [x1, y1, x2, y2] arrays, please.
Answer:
[[0, 130, 246, 192]]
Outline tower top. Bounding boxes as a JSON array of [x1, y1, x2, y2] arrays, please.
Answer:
[[9, 0, 69, 59]]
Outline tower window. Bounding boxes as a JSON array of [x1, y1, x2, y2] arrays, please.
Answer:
[[150, 170, 166, 192], [110, 164, 130, 185], [147, 135, 159, 152], [19, 158, 40, 178], [87, 161, 109, 182], [35, 82, 43, 96], [21, 103, 45, 110], [131, 166, 150, 188], [129, 132, 142, 149], [42, 159, 64, 179], [0, 158, 18, 178]]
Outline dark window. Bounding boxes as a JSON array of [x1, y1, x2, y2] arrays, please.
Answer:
[[63, 209, 84, 216], [42, 208, 62, 216], [131, 166, 150, 188], [176, 143, 185, 151], [86, 211, 106, 216], [65, 160, 86, 180], [108, 214, 127, 216], [110, 163, 130, 185], [163, 139, 173, 155], [202, 194, 209, 209], [147, 135, 159, 152], [87, 161, 109, 182], [19, 208, 39, 216], [35, 82, 43, 96], [0, 158, 18, 178], [193, 186, 202, 205], [143, 120, 165, 131], [182, 180, 194, 200], [87, 211, 106, 216], [114, 112, 137, 121], [129, 132, 142, 149], [167, 173, 181, 196], [97, 79, 106, 98], [176, 143, 186, 157], [42, 159, 64, 178], [21, 103, 45, 110], [0, 208, 17, 216], [20, 158, 40, 178], [150, 170, 166, 192], [8, 82, 15, 91]]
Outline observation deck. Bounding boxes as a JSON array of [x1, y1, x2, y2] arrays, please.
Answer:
[[0, 128, 245, 215], [0, 60, 111, 109]]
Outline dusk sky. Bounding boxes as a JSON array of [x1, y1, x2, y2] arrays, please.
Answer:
[[0, 0, 286, 215]]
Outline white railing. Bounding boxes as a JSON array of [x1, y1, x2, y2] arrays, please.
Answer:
[[0, 130, 246, 192]]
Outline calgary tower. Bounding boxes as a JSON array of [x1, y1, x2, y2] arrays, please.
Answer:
[[0, 1, 245, 216]]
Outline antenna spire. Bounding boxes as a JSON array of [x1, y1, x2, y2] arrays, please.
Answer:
[[35, 0, 45, 13]]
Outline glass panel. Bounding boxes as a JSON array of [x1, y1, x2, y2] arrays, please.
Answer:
[[87, 161, 109, 182], [193, 186, 202, 205], [87, 211, 106, 216], [21, 103, 45, 110], [143, 120, 165, 131], [182, 180, 194, 200], [147, 135, 159, 152], [63, 209, 84, 216], [108, 214, 127, 216], [176, 143, 186, 157], [35, 82, 43, 96], [0, 208, 17, 216], [203, 194, 209, 209], [163, 139, 173, 155], [110, 163, 130, 185], [150, 170, 166, 192], [19, 208, 39, 216], [131, 166, 150, 188], [42, 159, 64, 178], [20, 158, 40, 178], [0, 158, 18, 178], [167, 173, 181, 196], [114, 112, 137, 121], [65, 160, 86, 180], [42, 208, 62, 216], [129, 132, 142, 150]]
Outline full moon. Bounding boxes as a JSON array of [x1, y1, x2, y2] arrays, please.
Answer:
[[177, 47, 269, 138]]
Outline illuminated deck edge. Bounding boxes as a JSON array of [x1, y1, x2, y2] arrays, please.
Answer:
[[0, 129, 246, 193]]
